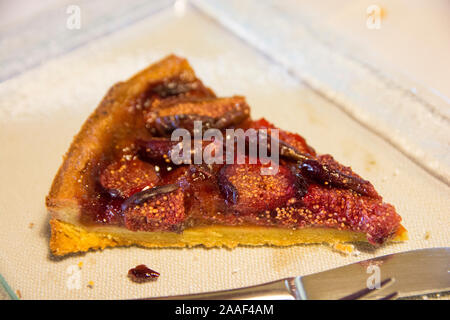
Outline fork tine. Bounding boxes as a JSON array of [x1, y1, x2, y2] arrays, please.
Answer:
[[339, 278, 395, 300], [378, 291, 399, 300]]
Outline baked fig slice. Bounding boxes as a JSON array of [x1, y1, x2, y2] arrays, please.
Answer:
[[144, 96, 250, 135]]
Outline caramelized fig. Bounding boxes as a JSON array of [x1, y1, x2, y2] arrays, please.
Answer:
[[260, 131, 378, 198], [121, 184, 179, 211], [123, 185, 185, 232], [218, 162, 298, 214], [144, 96, 250, 136], [137, 138, 223, 164], [150, 78, 214, 99], [300, 156, 379, 199], [99, 159, 159, 198]]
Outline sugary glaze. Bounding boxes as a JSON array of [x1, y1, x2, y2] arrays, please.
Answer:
[[72, 62, 403, 246]]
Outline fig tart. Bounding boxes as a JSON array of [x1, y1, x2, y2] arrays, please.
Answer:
[[46, 55, 407, 256]]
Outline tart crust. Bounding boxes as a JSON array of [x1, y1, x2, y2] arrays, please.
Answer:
[[49, 219, 407, 256], [46, 55, 408, 256]]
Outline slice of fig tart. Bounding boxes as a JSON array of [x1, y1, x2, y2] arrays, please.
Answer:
[[46, 55, 407, 256]]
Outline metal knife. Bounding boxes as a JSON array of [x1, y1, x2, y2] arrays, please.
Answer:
[[149, 247, 450, 300]]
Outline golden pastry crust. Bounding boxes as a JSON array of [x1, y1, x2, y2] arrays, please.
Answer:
[[46, 55, 408, 256], [49, 219, 408, 256]]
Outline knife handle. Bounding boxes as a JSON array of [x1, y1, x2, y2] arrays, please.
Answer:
[[146, 279, 296, 300]]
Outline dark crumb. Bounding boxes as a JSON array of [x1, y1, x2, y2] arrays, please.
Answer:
[[128, 264, 160, 283], [87, 281, 94, 289], [16, 290, 22, 299]]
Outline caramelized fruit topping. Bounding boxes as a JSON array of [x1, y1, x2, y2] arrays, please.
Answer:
[[255, 128, 378, 198], [124, 188, 185, 232], [144, 96, 250, 136], [84, 74, 401, 245], [300, 155, 379, 199], [121, 184, 179, 211], [128, 264, 160, 282], [218, 162, 298, 215], [99, 159, 159, 198], [150, 78, 214, 99], [301, 184, 400, 245]]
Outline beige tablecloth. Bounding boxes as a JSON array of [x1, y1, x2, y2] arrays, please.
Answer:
[[0, 1, 448, 299]]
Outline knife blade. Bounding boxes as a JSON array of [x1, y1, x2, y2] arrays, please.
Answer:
[[149, 247, 450, 300], [295, 247, 450, 299]]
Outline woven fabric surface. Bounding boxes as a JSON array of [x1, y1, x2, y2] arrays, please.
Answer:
[[0, 3, 448, 299]]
